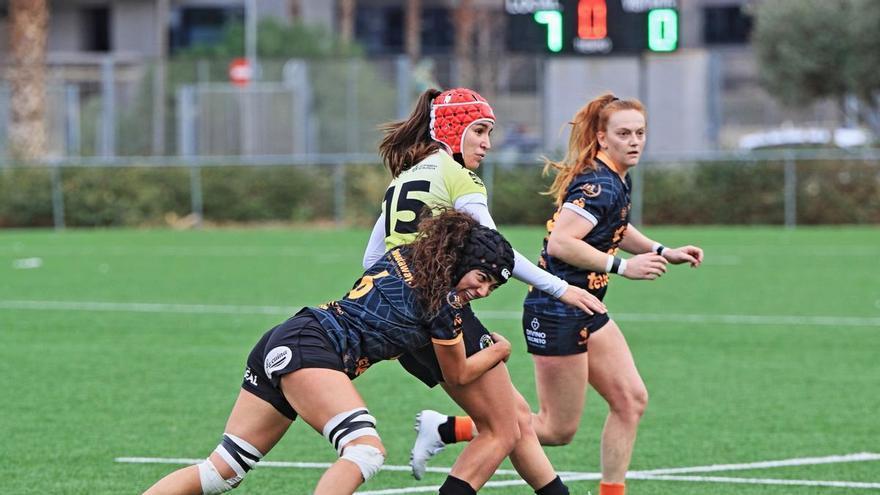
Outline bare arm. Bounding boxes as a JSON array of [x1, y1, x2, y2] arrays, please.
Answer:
[[457, 197, 605, 314], [547, 209, 667, 280], [621, 223, 704, 267], [433, 333, 511, 387]]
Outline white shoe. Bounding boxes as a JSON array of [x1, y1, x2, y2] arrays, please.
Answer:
[[410, 409, 447, 480]]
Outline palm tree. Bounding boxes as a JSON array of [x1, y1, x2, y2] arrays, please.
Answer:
[[8, 0, 49, 161]]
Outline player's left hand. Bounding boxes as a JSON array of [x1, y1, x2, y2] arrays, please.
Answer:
[[663, 245, 704, 267]]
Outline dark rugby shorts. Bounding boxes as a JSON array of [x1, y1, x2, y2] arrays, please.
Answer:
[[399, 305, 495, 388], [521, 309, 610, 356], [241, 310, 344, 421]]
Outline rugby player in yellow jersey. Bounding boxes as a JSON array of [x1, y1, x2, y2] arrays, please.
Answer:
[[360, 88, 605, 495]]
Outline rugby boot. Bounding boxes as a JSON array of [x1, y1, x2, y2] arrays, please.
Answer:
[[410, 409, 447, 480]]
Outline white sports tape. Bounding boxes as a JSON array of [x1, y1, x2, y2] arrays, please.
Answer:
[[322, 408, 379, 455]]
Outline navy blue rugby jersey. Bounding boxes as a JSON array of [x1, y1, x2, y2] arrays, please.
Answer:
[[305, 247, 465, 378], [524, 157, 632, 318]]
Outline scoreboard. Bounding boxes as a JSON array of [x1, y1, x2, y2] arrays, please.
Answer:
[[505, 0, 679, 54]]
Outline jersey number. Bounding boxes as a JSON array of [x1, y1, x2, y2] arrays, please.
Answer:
[[347, 270, 390, 299], [383, 180, 430, 237]]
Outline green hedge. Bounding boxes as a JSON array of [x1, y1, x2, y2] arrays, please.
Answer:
[[0, 159, 878, 228]]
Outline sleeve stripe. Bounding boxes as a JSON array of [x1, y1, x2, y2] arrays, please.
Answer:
[[431, 333, 463, 346], [562, 202, 599, 225]]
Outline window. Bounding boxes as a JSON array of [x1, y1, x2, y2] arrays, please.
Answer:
[[355, 6, 452, 55], [169, 7, 244, 53], [703, 5, 752, 45], [82, 6, 111, 52]]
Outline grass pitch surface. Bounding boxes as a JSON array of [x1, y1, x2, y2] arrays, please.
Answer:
[[2, 226, 878, 494]]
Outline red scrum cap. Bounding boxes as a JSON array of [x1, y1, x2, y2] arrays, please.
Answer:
[[430, 88, 496, 155]]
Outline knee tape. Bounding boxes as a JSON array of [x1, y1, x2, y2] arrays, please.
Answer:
[[341, 443, 385, 481], [322, 408, 379, 455], [197, 433, 264, 494], [322, 408, 384, 480]]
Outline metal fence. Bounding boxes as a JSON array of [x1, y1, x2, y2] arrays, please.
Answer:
[[3, 52, 856, 162], [2, 148, 878, 230]]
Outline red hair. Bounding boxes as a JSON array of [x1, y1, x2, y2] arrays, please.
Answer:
[[544, 93, 645, 207]]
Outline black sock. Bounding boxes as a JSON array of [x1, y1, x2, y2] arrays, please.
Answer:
[[535, 475, 569, 495], [439, 475, 476, 495], [437, 416, 457, 444]]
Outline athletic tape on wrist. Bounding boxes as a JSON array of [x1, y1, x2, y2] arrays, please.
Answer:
[[652, 242, 666, 256]]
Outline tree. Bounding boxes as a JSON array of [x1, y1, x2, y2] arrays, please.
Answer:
[[7, 0, 49, 161], [751, 0, 880, 137]]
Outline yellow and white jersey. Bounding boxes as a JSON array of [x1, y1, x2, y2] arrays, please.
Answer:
[[382, 151, 487, 250]]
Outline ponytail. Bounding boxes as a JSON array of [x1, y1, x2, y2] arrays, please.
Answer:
[[379, 89, 443, 177], [544, 93, 645, 207]]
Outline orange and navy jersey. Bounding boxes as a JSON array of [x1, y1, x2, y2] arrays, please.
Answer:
[[524, 157, 631, 318], [306, 247, 465, 378]]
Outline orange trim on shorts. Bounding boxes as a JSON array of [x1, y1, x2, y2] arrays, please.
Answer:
[[454, 416, 474, 442], [599, 481, 625, 495]]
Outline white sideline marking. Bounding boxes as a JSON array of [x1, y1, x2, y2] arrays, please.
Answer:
[[631, 452, 880, 476], [3, 299, 880, 327], [629, 474, 880, 489], [117, 452, 880, 493]]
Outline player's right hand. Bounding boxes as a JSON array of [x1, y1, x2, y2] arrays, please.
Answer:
[[490, 332, 512, 362], [560, 285, 607, 315], [622, 253, 667, 280]]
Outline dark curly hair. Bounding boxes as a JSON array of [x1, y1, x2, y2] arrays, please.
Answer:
[[409, 210, 515, 315], [408, 209, 478, 316]]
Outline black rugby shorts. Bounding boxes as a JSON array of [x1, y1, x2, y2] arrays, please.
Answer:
[[241, 310, 344, 421], [521, 309, 610, 356]]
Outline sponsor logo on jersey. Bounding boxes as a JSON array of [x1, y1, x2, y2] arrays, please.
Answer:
[[243, 367, 258, 387], [264, 346, 293, 378], [588, 272, 609, 290], [354, 357, 372, 376], [391, 249, 414, 284], [581, 183, 602, 198], [578, 327, 590, 347], [447, 291, 464, 309], [530, 317, 541, 331], [525, 327, 547, 346], [467, 170, 485, 187], [479, 334, 494, 349]]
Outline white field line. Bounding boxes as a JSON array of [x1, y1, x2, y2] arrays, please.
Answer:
[[3, 299, 880, 327], [628, 474, 880, 489], [117, 452, 880, 493], [631, 452, 880, 476]]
